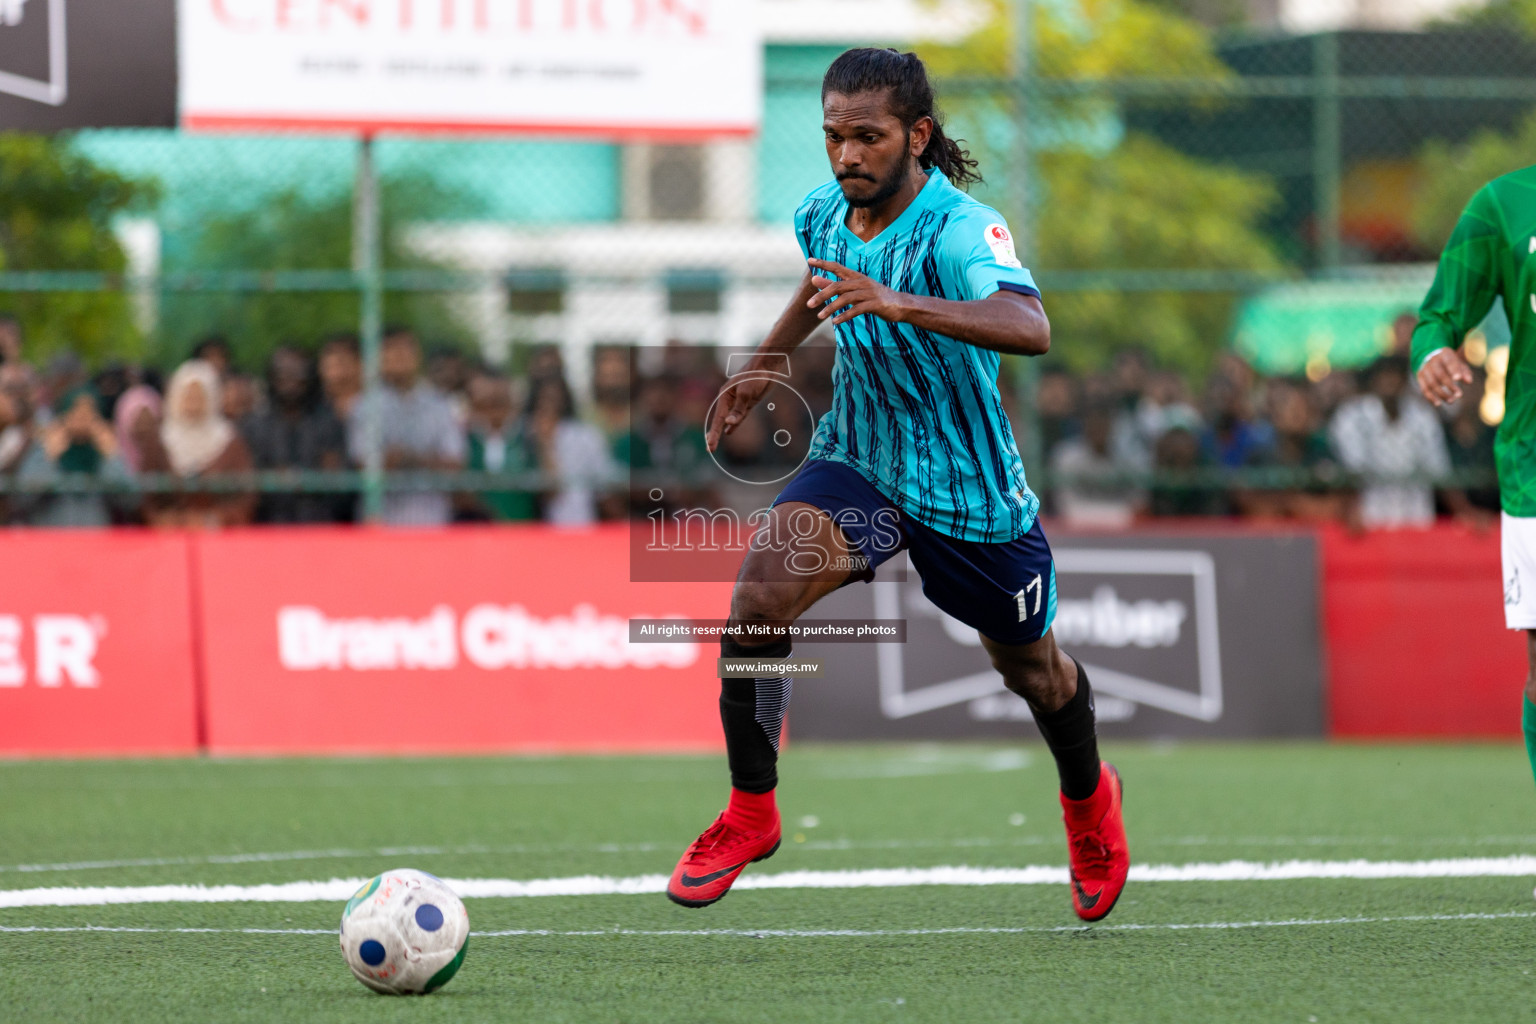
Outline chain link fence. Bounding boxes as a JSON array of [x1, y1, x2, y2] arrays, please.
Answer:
[[0, 6, 1526, 527]]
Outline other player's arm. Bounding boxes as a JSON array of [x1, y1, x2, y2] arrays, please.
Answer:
[[805, 258, 1050, 357], [705, 269, 824, 453], [1413, 185, 1504, 407]]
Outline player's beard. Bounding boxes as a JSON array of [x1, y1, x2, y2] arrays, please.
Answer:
[[840, 139, 914, 209]]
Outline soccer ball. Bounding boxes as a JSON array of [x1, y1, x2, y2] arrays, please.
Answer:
[[339, 868, 469, 995]]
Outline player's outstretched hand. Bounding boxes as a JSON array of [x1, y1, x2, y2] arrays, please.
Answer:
[[705, 372, 774, 453], [807, 258, 904, 326], [1416, 348, 1475, 407]]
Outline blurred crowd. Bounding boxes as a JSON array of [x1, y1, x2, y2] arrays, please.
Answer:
[[1027, 344, 1496, 531], [0, 310, 1499, 532], [0, 317, 631, 529]]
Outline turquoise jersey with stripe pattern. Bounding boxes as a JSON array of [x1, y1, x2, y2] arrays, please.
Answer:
[[794, 169, 1042, 543]]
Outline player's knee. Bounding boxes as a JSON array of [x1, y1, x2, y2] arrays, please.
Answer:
[[992, 645, 1072, 710], [730, 580, 797, 634], [999, 670, 1032, 701], [1000, 669, 1055, 708], [992, 653, 1048, 702]]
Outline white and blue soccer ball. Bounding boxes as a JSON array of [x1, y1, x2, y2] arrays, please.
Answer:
[[339, 868, 469, 995]]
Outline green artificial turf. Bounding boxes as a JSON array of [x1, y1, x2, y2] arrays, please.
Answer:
[[0, 742, 1533, 1023]]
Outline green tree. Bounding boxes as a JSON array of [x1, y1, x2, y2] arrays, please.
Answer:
[[156, 175, 476, 373], [1039, 136, 1282, 374], [1413, 111, 1536, 254], [920, 0, 1228, 78], [1439, 0, 1536, 34], [1403, 0, 1536, 263], [918, 0, 1286, 376], [0, 134, 157, 365], [1139, 0, 1253, 29]]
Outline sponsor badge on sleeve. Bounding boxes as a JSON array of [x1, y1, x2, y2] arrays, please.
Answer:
[[985, 223, 1024, 269]]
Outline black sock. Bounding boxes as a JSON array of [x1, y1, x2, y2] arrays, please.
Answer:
[[719, 636, 794, 794], [1031, 658, 1102, 801]]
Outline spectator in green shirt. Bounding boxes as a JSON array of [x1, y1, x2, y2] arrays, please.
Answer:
[[458, 372, 538, 522], [14, 387, 131, 528]]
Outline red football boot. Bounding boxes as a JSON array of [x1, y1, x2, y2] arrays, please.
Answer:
[[667, 812, 782, 908], [1061, 763, 1129, 922]]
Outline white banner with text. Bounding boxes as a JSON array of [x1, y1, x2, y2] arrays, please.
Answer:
[[179, 0, 761, 137]]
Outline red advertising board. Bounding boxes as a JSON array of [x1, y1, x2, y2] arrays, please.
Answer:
[[0, 532, 199, 756], [3, 521, 1524, 756], [195, 526, 733, 755], [1322, 523, 1525, 738]]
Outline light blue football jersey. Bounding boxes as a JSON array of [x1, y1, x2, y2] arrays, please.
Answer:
[[793, 168, 1042, 543]]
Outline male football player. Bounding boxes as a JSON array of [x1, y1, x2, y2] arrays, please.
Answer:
[[666, 48, 1129, 922], [1414, 165, 1536, 796]]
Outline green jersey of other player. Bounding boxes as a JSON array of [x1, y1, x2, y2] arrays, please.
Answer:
[[1412, 164, 1536, 515]]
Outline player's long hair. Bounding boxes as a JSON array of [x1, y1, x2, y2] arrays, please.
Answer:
[[821, 48, 983, 190]]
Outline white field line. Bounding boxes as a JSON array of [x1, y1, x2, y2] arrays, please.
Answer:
[[9, 835, 1536, 875], [4, 857, 1536, 908], [3, 912, 1535, 938], [0, 844, 669, 875]]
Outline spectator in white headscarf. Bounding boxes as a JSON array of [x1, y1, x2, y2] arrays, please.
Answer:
[[140, 360, 255, 528]]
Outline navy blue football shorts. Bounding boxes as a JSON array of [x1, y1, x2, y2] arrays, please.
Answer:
[[772, 458, 1059, 647]]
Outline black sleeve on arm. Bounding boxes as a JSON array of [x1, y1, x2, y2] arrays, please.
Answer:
[[996, 282, 1042, 300]]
